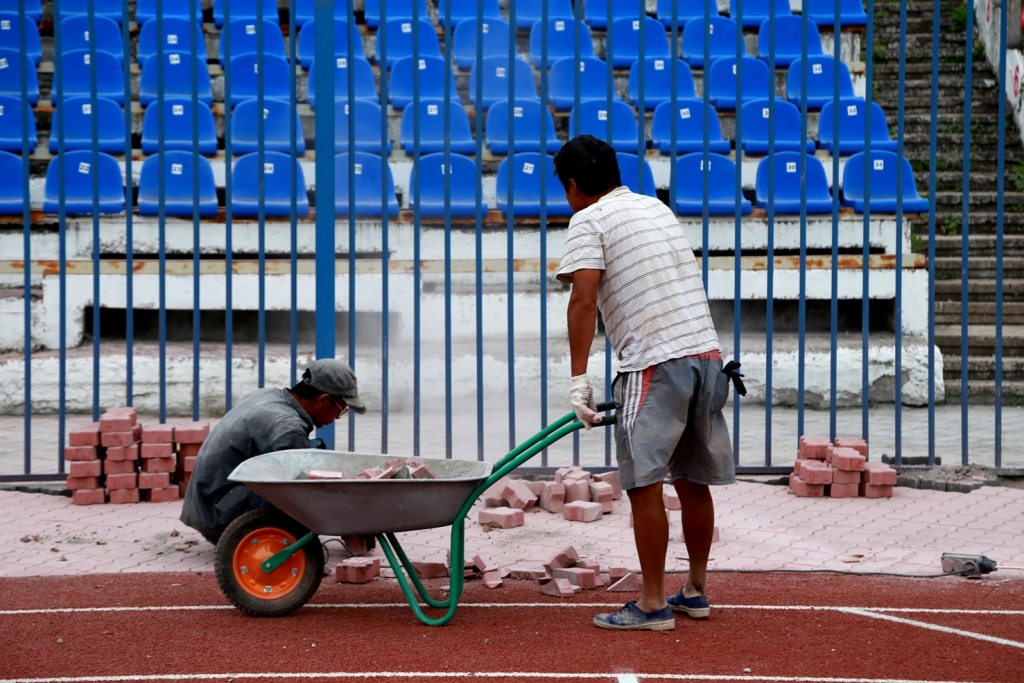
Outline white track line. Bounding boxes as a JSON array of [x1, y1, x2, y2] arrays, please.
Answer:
[[0, 673, 989, 683], [2, 603, 1023, 616], [839, 607, 1024, 650]]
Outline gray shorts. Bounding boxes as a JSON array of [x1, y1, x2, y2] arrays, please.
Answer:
[[613, 355, 736, 490]]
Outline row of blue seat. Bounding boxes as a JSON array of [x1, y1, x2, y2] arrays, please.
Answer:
[[0, 146, 928, 219], [0, 91, 895, 159], [0, 0, 868, 31]]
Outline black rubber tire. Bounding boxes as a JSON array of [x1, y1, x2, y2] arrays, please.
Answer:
[[214, 509, 324, 617]]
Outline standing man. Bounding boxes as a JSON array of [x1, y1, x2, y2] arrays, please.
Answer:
[[180, 359, 366, 545], [554, 136, 738, 631]]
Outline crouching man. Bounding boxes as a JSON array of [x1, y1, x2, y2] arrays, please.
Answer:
[[180, 359, 366, 545]]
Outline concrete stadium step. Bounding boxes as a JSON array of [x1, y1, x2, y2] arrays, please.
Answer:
[[935, 301, 1024, 325], [943, 379, 1024, 403], [935, 325, 1024, 357], [935, 257, 1024, 279], [933, 192, 1024, 212], [934, 279, 1024, 302], [931, 171, 1003, 193], [942, 355, 1024, 382], [928, 235, 1024, 257]]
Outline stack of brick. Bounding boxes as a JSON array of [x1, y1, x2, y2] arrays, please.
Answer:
[[140, 424, 178, 502], [102, 407, 142, 504], [174, 421, 210, 498], [66, 421, 106, 506], [790, 436, 895, 498]]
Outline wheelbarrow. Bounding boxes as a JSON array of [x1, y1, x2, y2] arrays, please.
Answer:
[[214, 402, 617, 625]]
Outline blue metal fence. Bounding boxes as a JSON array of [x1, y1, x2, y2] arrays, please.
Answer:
[[0, 0, 1015, 480]]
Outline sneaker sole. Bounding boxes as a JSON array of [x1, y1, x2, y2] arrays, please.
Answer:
[[593, 617, 676, 631], [669, 603, 710, 619]]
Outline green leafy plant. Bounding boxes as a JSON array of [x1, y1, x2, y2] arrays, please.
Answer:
[[1010, 160, 1024, 193], [939, 215, 961, 235]]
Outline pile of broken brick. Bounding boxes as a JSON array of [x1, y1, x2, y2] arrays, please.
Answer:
[[790, 436, 897, 498], [306, 457, 440, 481], [333, 544, 642, 598], [64, 408, 208, 505], [477, 465, 622, 528]]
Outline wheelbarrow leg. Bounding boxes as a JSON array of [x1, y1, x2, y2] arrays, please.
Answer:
[[376, 532, 463, 626]]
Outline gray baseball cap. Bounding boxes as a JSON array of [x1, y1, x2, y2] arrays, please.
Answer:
[[302, 359, 366, 414]]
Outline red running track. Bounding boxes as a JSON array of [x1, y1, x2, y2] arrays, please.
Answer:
[[2, 572, 1023, 682]]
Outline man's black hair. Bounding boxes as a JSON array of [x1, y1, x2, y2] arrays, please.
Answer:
[[552, 134, 622, 196]]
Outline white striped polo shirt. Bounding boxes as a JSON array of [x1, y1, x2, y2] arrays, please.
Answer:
[[556, 186, 719, 372]]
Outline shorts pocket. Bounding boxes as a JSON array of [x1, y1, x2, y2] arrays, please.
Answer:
[[710, 366, 730, 413]]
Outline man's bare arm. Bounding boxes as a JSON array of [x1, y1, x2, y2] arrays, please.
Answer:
[[567, 269, 602, 376]]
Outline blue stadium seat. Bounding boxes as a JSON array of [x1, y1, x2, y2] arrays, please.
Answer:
[[141, 98, 217, 155], [55, 49, 125, 106], [307, 55, 377, 109], [755, 151, 833, 213], [548, 56, 615, 111], [486, 98, 561, 155], [569, 99, 642, 153], [294, 0, 351, 27], [410, 152, 479, 216], [376, 18, 441, 69], [0, 48, 37, 106], [529, 18, 594, 68], [651, 99, 731, 154], [469, 55, 539, 112], [363, 0, 429, 30], [585, 0, 642, 30], [681, 16, 739, 68], [495, 153, 572, 217], [228, 53, 292, 108], [842, 151, 929, 213], [49, 96, 125, 154], [606, 17, 671, 69], [43, 150, 125, 215], [334, 98, 391, 154], [628, 58, 696, 110], [334, 152, 399, 216], [0, 0, 40, 22], [136, 0, 203, 26], [707, 56, 770, 110], [137, 151, 218, 217], [514, 0, 574, 30], [438, 0, 501, 27], [657, 0, 718, 29], [137, 17, 204, 63], [0, 95, 36, 152], [297, 19, 361, 70], [218, 19, 286, 65], [758, 16, 824, 68], [389, 55, 457, 110], [0, 13, 41, 65], [213, 0, 278, 28], [58, 0, 124, 24], [231, 97, 306, 155], [818, 98, 898, 155], [786, 56, 855, 110], [454, 17, 512, 71], [616, 152, 657, 197], [737, 99, 815, 154], [675, 152, 750, 215], [400, 98, 476, 154], [730, 0, 791, 29], [231, 151, 310, 217], [805, 0, 868, 27], [0, 149, 24, 214], [60, 15, 124, 64], [139, 51, 212, 107]]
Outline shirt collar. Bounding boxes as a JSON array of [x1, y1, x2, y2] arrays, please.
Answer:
[[281, 387, 315, 430]]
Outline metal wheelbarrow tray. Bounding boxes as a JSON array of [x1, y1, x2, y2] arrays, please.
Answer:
[[215, 402, 616, 625]]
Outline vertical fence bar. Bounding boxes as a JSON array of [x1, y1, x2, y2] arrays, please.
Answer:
[[224, 0, 235, 412], [829, 31, 839, 439], [506, 0, 517, 452], [571, 0, 581, 466], [443, 0, 453, 458], [862, 0, 874, 448], [412, 0, 422, 456], [289, 0, 299, 388], [732, 0, 743, 465], [994, 0, 1007, 467], [54, 0, 67, 472], [797, 0, 809, 447], [88, 0, 100, 421], [894, 0, 907, 465], [18, 0, 31, 471], [380, 1, 390, 453], [474, 0, 484, 461], [539, 0, 550, 466], [257, 0, 268, 390], [926, 0, 939, 466], [700, 0, 709, 293], [765, 8, 776, 467], [960, 0, 974, 465], [156, 1, 167, 423], [313, 0, 335, 447], [345, 0, 356, 451], [603, 0, 615, 470], [190, 0, 201, 420]]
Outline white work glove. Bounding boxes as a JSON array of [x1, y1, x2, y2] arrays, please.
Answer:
[[570, 374, 599, 430]]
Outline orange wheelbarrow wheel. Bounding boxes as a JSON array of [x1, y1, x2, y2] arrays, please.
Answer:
[[214, 509, 324, 617]]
